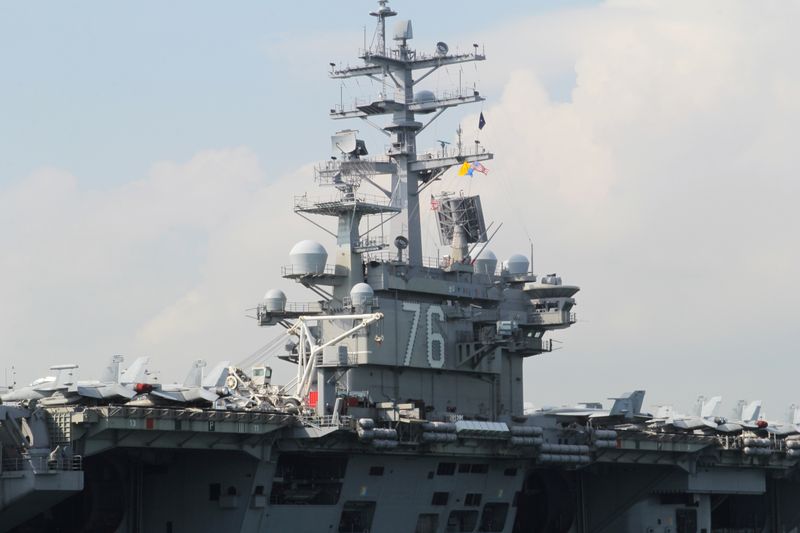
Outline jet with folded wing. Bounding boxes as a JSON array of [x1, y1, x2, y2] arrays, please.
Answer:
[[715, 400, 763, 433], [535, 390, 649, 423], [648, 395, 722, 431], [135, 360, 230, 406], [71, 355, 151, 402], [0, 364, 77, 403], [762, 404, 800, 436]]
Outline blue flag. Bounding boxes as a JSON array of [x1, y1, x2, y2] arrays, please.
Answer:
[[478, 112, 486, 130]]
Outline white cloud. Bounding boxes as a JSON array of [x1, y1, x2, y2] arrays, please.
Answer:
[[422, 1, 800, 413], [0, 149, 326, 384]]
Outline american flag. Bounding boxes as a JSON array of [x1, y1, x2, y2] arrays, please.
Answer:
[[472, 161, 489, 175]]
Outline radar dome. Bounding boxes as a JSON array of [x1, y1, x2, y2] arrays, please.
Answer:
[[474, 250, 498, 275], [504, 254, 530, 275], [350, 283, 374, 307], [413, 90, 436, 113], [414, 90, 435, 104], [289, 240, 328, 275], [263, 289, 287, 312]]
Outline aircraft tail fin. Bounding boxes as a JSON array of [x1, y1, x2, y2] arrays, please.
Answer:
[[49, 364, 78, 389], [700, 396, 722, 419], [742, 400, 762, 422], [789, 404, 800, 425], [121, 357, 151, 384], [609, 390, 646, 419], [202, 361, 231, 388], [183, 360, 206, 387], [655, 405, 673, 419], [99, 355, 125, 383]]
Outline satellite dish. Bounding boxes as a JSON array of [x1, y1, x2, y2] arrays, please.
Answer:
[[436, 41, 449, 56], [394, 236, 409, 250]]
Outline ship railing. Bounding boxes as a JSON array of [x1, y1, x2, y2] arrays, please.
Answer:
[[314, 352, 362, 367], [418, 143, 490, 162], [329, 82, 481, 114], [294, 193, 396, 210], [281, 264, 340, 277], [314, 157, 394, 180], [363, 251, 444, 269], [301, 414, 353, 429], [257, 302, 326, 316], [1, 454, 83, 474], [341, 296, 380, 309], [527, 309, 576, 326]]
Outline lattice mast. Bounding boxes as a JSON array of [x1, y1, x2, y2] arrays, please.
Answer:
[[330, 0, 492, 267]]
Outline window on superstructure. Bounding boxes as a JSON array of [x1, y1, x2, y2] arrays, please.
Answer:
[[445, 510, 478, 532], [465, 493, 482, 506], [338, 501, 376, 533], [479, 503, 509, 532], [208, 483, 221, 501], [369, 465, 384, 476], [437, 462, 456, 475], [503, 467, 518, 477], [470, 463, 488, 474], [414, 513, 440, 533], [432, 492, 449, 506]]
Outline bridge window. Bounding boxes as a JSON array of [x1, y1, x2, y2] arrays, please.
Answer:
[[338, 501, 376, 533], [465, 493, 482, 507], [208, 483, 220, 501], [479, 503, 509, 532], [437, 462, 456, 475], [415, 513, 439, 533], [445, 510, 478, 532], [470, 463, 488, 474], [270, 453, 347, 505], [432, 492, 449, 506]]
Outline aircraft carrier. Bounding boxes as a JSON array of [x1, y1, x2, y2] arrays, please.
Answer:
[[2, 2, 800, 532]]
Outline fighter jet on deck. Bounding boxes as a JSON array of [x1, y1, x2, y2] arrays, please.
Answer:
[[762, 404, 800, 436], [129, 360, 231, 406], [536, 390, 649, 423], [648, 395, 723, 431], [0, 356, 154, 405], [0, 365, 75, 403], [715, 400, 763, 433]]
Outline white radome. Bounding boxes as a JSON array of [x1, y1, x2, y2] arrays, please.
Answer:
[[473, 249, 498, 275], [504, 254, 530, 275], [350, 283, 374, 306], [289, 240, 328, 274], [263, 289, 287, 312]]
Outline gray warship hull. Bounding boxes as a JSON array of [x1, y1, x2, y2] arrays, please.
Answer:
[[5, 403, 800, 532]]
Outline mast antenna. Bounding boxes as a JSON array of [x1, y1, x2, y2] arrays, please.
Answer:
[[369, 0, 397, 56]]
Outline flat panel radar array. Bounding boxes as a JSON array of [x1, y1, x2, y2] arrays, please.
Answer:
[[434, 194, 488, 245]]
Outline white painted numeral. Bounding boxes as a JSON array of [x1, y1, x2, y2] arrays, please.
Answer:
[[427, 305, 445, 368], [402, 302, 421, 366]]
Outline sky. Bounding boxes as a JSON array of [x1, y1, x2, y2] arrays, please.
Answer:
[[1, 1, 798, 419]]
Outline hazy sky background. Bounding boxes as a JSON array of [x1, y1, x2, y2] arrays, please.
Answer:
[[1, 1, 797, 419]]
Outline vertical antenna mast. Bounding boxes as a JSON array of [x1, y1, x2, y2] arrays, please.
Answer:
[[329, 1, 492, 268], [369, 0, 396, 56]]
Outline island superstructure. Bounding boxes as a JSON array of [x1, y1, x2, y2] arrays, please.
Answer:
[[3, 3, 800, 532]]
